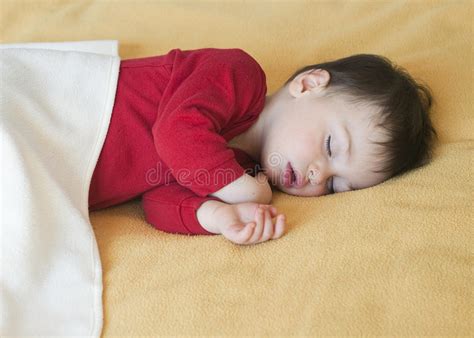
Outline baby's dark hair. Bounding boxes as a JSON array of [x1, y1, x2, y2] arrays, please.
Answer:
[[285, 54, 438, 179]]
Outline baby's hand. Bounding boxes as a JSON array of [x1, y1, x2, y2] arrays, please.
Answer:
[[218, 202, 287, 245]]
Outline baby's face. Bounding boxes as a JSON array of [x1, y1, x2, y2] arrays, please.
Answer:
[[261, 90, 389, 197]]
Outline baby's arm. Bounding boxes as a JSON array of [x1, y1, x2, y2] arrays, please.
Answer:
[[209, 171, 272, 205], [197, 199, 287, 245], [142, 180, 286, 245], [142, 182, 221, 235], [152, 49, 268, 205]]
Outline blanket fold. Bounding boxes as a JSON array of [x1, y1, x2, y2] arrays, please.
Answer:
[[0, 40, 120, 336]]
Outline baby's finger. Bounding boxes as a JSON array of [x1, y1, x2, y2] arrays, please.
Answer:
[[270, 206, 277, 216], [272, 214, 286, 240], [260, 208, 274, 242], [250, 207, 265, 243]]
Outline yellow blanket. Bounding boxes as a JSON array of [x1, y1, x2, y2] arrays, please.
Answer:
[[2, 0, 471, 335]]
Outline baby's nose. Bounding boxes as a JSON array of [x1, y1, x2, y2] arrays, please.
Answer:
[[308, 169, 320, 185]]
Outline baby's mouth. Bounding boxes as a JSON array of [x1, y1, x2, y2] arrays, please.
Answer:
[[282, 162, 299, 188], [289, 163, 297, 184]]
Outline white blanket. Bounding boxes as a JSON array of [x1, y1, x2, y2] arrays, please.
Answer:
[[0, 41, 120, 336]]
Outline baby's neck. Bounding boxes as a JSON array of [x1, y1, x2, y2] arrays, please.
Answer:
[[228, 94, 275, 163], [228, 126, 261, 163]]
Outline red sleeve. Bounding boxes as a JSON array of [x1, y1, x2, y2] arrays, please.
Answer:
[[142, 147, 260, 235], [142, 182, 221, 235], [152, 48, 266, 197]]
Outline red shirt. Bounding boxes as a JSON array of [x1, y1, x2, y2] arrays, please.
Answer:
[[88, 48, 266, 235]]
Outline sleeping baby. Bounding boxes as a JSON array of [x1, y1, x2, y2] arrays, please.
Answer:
[[88, 48, 437, 246]]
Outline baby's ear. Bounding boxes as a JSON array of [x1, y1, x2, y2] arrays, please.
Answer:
[[288, 69, 330, 98]]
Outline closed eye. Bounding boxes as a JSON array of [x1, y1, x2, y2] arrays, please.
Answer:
[[325, 135, 332, 157]]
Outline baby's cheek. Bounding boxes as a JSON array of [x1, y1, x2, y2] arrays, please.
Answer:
[[261, 163, 280, 186], [270, 170, 283, 188]]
